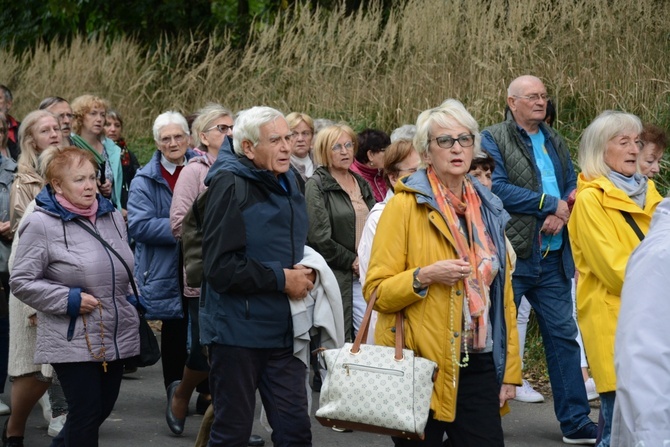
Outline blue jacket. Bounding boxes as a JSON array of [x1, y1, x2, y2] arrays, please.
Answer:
[[127, 149, 196, 319], [481, 122, 577, 278], [200, 149, 308, 348]]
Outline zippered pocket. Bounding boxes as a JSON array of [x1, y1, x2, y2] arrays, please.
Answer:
[[342, 363, 404, 377]]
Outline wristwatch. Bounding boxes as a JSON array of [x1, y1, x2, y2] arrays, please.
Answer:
[[412, 268, 427, 294]]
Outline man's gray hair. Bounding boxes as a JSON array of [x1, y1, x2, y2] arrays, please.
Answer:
[[233, 106, 286, 156], [153, 111, 189, 142]]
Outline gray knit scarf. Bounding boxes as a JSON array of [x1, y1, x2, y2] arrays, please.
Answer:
[[607, 171, 648, 208]]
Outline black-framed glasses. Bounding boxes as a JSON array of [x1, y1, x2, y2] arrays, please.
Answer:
[[332, 141, 354, 152], [513, 93, 550, 103], [206, 124, 233, 134], [429, 134, 475, 149]]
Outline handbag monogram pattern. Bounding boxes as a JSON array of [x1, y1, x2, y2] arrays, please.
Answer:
[[315, 291, 438, 440]]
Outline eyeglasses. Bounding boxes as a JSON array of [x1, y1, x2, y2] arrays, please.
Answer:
[[159, 134, 186, 146], [429, 134, 475, 149], [513, 93, 550, 103], [294, 130, 313, 139], [205, 124, 233, 134], [332, 141, 354, 152]]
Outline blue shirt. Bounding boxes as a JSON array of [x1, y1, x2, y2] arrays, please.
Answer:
[[529, 132, 562, 252]]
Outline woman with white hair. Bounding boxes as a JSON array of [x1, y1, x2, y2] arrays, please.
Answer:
[[127, 111, 196, 400], [364, 100, 521, 446], [568, 110, 663, 447], [165, 103, 233, 435]]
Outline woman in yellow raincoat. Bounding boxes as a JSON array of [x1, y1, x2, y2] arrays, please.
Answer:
[[568, 110, 663, 447], [364, 100, 521, 447]]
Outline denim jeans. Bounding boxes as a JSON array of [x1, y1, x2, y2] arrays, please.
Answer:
[[597, 391, 615, 447], [512, 251, 593, 436]]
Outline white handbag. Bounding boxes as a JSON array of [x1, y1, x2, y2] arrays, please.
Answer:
[[315, 290, 438, 441]]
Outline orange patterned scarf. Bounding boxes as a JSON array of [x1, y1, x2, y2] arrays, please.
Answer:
[[427, 166, 497, 349]]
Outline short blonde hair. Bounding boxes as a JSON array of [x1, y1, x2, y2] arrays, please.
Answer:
[[191, 104, 233, 149], [286, 112, 314, 132], [579, 111, 642, 180], [312, 124, 357, 168], [71, 94, 110, 134]]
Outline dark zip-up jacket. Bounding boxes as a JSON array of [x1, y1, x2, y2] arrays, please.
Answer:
[[200, 149, 308, 348]]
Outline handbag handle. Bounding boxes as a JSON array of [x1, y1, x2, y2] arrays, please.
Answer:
[[72, 219, 144, 315], [351, 289, 404, 361]]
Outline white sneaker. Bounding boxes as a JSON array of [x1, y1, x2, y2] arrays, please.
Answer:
[[38, 392, 52, 423], [515, 379, 545, 403], [48, 414, 67, 437], [585, 378, 599, 401], [0, 398, 9, 415]]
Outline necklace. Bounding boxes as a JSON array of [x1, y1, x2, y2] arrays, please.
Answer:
[[82, 302, 107, 372], [449, 286, 470, 389]]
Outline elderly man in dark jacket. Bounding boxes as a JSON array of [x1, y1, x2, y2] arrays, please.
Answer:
[[200, 106, 314, 447]]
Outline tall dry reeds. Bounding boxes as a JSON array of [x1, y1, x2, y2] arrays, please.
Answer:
[[2, 0, 670, 175]]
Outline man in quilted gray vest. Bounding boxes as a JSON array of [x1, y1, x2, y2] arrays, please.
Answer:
[[482, 75, 598, 445]]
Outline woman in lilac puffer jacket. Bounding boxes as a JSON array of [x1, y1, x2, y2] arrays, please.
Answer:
[[10, 146, 139, 447]]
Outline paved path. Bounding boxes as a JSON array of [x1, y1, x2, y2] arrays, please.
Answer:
[[4, 355, 599, 446]]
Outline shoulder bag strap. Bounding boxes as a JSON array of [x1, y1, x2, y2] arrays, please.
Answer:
[[352, 289, 404, 361], [71, 219, 143, 314], [620, 210, 645, 241]]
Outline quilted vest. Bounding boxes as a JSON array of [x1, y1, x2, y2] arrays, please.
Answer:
[[485, 120, 569, 259]]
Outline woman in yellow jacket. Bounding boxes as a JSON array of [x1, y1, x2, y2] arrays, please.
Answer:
[[568, 111, 663, 447], [364, 100, 521, 447]]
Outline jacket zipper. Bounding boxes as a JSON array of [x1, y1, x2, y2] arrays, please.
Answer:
[[81, 218, 122, 361]]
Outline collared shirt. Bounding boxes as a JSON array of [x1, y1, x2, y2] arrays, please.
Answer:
[[160, 154, 186, 174]]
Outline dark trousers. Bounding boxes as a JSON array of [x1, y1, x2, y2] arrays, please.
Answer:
[[207, 344, 311, 447], [0, 272, 9, 392], [392, 353, 504, 447], [161, 295, 189, 389], [50, 360, 124, 447]]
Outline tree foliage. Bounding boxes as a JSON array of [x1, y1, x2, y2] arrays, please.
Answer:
[[0, 0, 394, 53]]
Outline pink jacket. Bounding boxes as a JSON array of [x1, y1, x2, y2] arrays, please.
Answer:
[[170, 152, 215, 298], [350, 159, 387, 202]]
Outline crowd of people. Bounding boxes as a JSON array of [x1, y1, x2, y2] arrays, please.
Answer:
[[0, 73, 666, 447]]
